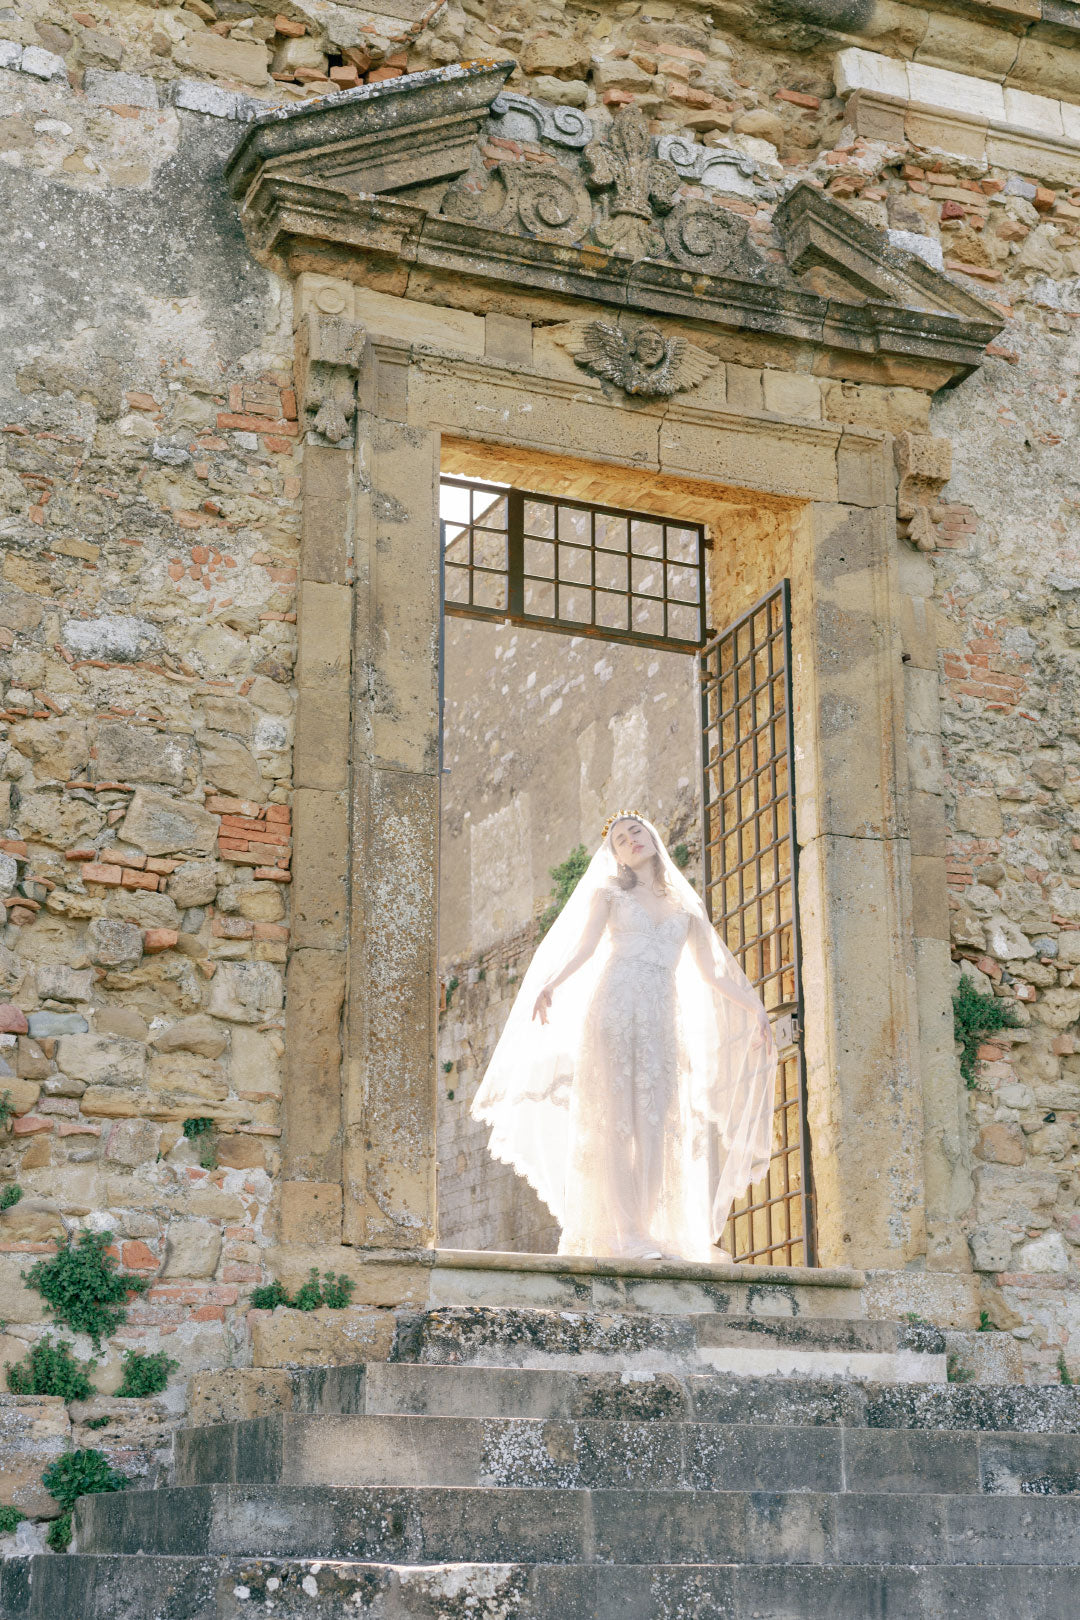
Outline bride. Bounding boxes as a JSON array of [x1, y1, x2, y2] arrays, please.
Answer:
[[471, 811, 777, 1262]]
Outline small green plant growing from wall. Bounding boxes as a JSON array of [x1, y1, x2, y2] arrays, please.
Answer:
[[978, 1309, 995, 1332], [115, 1349, 178, 1399], [0, 1185, 22, 1211], [23, 1231, 150, 1350], [946, 1353, 976, 1384], [443, 975, 459, 1009], [538, 844, 590, 936], [249, 1271, 355, 1312], [0, 1506, 25, 1535], [672, 843, 691, 869], [1059, 1351, 1074, 1387], [182, 1116, 218, 1170], [42, 1449, 127, 1552], [952, 976, 1022, 1088], [6, 1336, 95, 1401], [0, 1092, 15, 1132]]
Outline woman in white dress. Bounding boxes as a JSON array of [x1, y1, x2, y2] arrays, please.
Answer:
[[471, 811, 777, 1263]]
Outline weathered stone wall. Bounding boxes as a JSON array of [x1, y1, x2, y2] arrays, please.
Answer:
[[0, 18, 301, 1496]]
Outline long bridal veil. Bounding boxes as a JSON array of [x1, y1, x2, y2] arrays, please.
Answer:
[[470, 815, 777, 1261]]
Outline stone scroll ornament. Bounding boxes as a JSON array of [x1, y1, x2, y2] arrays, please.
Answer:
[[561, 321, 719, 397], [443, 102, 768, 278]]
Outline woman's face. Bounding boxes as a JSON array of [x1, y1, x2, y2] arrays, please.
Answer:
[[610, 819, 656, 871]]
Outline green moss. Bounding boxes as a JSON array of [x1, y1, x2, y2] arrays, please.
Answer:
[[0, 1506, 25, 1534], [0, 1184, 23, 1211], [952, 975, 1022, 1088], [23, 1232, 150, 1350], [6, 1336, 95, 1401]]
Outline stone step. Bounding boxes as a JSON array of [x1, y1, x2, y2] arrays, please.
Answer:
[[174, 1411, 1080, 1497], [391, 1306, 946, 1379], [76, 1483, 1080, 1566], [287, 1363, 1080, 1430], [7, 1555, 1080, 1620]]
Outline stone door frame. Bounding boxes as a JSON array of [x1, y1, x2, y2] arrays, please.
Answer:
[[278, 269, 938, 1278]]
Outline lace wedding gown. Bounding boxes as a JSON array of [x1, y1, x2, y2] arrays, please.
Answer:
[[471, 815, 776, 1263], [562, 883, 694, 1258]]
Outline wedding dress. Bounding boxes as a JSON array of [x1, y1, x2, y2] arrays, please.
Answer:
[[471, 813, 777, 1263]]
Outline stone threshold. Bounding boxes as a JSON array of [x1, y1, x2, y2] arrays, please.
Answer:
[[431, 1248, 863, 1290]]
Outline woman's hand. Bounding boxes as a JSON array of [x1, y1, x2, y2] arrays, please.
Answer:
[[532, 985, 553, 1025], [751, 1008, 774, 1050]]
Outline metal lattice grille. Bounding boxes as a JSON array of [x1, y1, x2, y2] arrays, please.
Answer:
[[440, 478, 707, 653], [699, 581, 813, 1267]]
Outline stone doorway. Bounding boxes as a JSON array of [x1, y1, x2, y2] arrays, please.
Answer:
[[434, 461, 810, 1265]]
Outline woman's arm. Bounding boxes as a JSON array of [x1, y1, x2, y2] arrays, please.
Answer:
[[687, 913, 774, 1047], [533, 890, 610, 1024]]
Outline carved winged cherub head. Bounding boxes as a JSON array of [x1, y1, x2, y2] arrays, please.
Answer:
[[561, 320, 719, 398]]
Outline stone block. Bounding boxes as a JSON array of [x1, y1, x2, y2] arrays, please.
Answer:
[[279, 1181, 343, 1246], [724, 363, 763, 413], [207, 962, 284, 1024], [835, 47, 909, 100], [57, 1033, 147, 1087], [1, 1078, 40, 1115], [942, 1328, 1024, 1385], [977, 1122, 1025, 1165], [94, 723, 194, 789], [910, 855, 949, 941], [185, 31, 269, 86], [300, 445, 351, 586], [167, 861, 219, 908], [908, 790, 946, 858], [955, 793, 1002, 838], [200, 734, 265, 803], [761, 370, 821, 420], [250, 1305, 395, 1368], [485, 313, 533, 366], [104, 1117, 161, 1166], [848, 90, 906, 143], [1017, 1229, 1069, 1272], [0, 1395, 70, 1517], [120, 789, 218, 857], [162, 1218, 222, 1279], [284, 950, 343, 1182], [969, 1225, 1014, 1272], [904, 107, 988, 163], [519, 35, 591, 78], [88, 918, 143, 970], [296, 582, 351, 692], [293, 686, 349, 791], [291, 790, 347, 951], [271, 1250, 428, 1306], [0, 1199, 64, 1244], [152, 1015, 228, 1059], [0, 1257, 48, 1325], [188, 1367, 294, 1426], [351, 285, 485, 356]]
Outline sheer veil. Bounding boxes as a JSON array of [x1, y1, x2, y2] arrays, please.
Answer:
[[470, 814, 777, 1259]]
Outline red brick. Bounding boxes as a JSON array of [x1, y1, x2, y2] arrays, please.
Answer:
[[254, 867, 291, 882], [215, 413, 298, 437], [205, 796, 262, 817], [121, 868, 160, 891], [775, 87, 819, 108], [58, 1121, 100, 1136], [264, 805, 291, 823], [143, 928, 179, 953], [112, 849, 147, 871], [0, 1005, 28, 1035], [122, 1241, 159, 1271], [12, 1115, 51, 1135], [274, 12, 306, 34], [82, 863, 123, 885], [253, 922, 289, 941]]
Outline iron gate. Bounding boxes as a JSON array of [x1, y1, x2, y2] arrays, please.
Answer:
[[699, 581, 814, 1267]]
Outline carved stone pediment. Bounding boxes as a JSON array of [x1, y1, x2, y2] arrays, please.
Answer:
[[227, 62, 1004, 386]]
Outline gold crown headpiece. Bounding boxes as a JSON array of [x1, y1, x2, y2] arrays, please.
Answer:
[[601, 809, 649, 842]]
